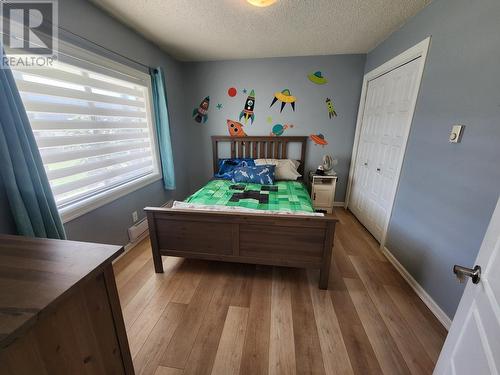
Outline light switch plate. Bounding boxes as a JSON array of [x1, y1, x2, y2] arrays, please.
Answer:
[[449, 125, 465, 143]]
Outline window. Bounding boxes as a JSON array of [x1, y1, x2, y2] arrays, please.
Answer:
[[8, 42, 161, 222]]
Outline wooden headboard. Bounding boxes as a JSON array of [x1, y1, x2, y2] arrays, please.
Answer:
[[211, 136, 308, 176]]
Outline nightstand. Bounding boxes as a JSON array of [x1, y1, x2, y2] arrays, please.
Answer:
[[309, 172, 337, 213]]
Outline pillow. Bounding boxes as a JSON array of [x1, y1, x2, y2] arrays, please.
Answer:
[[231, 165, 276, 185], [254, 159, 301, 180], [215, 158, 255, 179]]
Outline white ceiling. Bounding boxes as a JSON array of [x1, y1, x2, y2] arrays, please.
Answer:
[[91, 0, 431, 62]]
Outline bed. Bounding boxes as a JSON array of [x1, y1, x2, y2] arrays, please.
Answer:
[[145, 136, 337, 289]]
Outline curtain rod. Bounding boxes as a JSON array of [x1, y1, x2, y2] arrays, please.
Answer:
[[57, 25, 152, 72]]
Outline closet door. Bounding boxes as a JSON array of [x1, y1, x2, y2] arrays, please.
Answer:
[[350, 58, 422, 242], [349, 74, 382, 237]]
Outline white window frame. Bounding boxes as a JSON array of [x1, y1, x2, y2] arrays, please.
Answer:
[[8, 39, 162, 223]]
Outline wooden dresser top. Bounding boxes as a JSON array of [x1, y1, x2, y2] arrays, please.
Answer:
[[0, 235, 123, 348]]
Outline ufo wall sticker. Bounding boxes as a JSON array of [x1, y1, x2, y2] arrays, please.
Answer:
[[227, 119, 247, 137], [326, 98, 337, 118], [308, 71, 328, 85], [270, 123, 293, 137], [228, 87, 237, 97], [270, 89, 296, 112], [192, 96, 209, 123], [310, 133, 328, 146], [239, 89, 255, 125]]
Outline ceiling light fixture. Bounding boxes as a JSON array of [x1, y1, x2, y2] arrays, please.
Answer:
[[247, 0, 277, 7]]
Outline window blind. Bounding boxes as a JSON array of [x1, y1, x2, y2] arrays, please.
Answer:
[[10, 58, 160, 210]]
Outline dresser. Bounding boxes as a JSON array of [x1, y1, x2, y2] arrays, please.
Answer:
[[0, 235, 134, 375]]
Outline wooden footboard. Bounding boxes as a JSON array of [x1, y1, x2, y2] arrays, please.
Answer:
[[144, 206, 337, 289]]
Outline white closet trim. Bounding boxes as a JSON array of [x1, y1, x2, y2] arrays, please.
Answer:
[[345, 37, 431, 248]]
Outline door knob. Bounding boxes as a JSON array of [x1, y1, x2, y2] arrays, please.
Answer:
[[453, 264, 481, 284]]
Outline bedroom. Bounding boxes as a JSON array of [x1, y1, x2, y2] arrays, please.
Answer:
[[0, 0, 499, 374]]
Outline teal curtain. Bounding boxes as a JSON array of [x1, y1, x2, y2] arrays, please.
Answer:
[[150, 67, 175, 190], [0, 49, 66, 239]]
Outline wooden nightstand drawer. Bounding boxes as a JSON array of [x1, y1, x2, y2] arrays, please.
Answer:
[[312, 177, 335, 185]]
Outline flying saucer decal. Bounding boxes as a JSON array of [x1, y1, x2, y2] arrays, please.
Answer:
[[270, 123, 293, 137], [192, 96, 209, 123], [326, 98, 337, 118], [239, 89, 255, 125], [308, 71, 328, 85], [228, 87, 237, 97], [227, 119, 247, 137], [310, 133, 328, 146], [270, 89, 296, 113]]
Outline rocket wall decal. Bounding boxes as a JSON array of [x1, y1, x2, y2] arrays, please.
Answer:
[[239, 89, 256, 125], [326, 98, 337, 119], [192, 96, 210, 123], [227, 119, 247, 137]]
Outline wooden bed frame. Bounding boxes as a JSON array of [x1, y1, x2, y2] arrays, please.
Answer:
[[145, 136, 337, 289]]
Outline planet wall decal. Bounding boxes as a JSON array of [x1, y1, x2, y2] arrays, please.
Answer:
[[270, 123, 293, 136]]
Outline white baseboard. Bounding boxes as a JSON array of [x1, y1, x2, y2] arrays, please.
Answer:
[[114, 201, 173, 263], [333, 201, 345, 207], [113, 230, 150, 264], [124, 230, 149, 252], [381, 246, 452, 330]]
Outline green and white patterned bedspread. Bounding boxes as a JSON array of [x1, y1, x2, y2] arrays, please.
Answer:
[[184, 179, 314, 213]]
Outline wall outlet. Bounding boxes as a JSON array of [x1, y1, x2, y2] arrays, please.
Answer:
[[132, 211, 138, 223]]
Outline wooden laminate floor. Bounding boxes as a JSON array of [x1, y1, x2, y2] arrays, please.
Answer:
[[114, 208, 447, 375]]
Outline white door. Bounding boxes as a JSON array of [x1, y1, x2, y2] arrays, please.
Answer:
[[349, 57, 422, 242], [434, 197, 500, 375]]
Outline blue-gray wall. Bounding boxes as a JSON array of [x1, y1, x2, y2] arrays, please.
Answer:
[[0, 0, 191, 245], [366, 0, 500, 318], [183, 55, 366, 200]]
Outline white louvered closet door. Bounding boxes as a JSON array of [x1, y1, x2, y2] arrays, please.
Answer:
[[350, 57, 422, 242]]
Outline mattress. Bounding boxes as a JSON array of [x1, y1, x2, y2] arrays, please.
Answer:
[[182, 179, 316, 214]]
